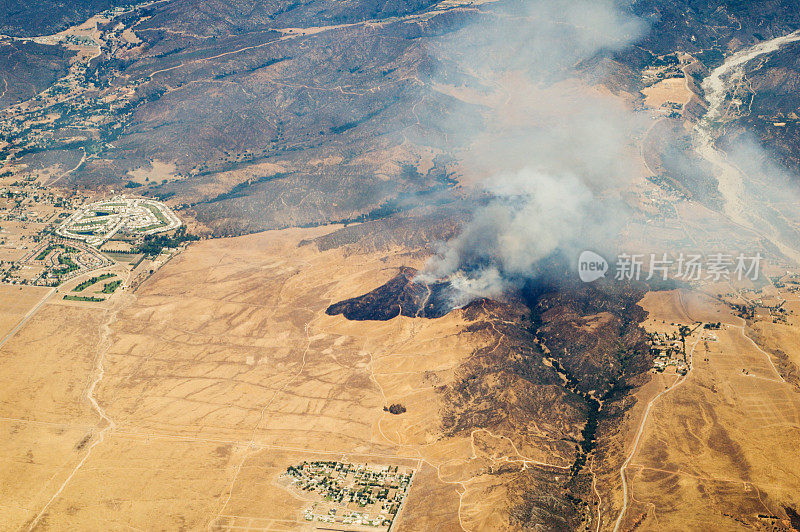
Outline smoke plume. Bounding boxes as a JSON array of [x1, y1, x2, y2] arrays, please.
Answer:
[[418, 0, 648, 301]]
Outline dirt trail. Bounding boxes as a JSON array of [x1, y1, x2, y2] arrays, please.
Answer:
[[25, 300, 121, 531], [612, 327, 704, 532], [0, 288, 55, 350]]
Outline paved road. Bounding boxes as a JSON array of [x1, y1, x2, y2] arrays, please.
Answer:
[[0, 287, 55, 351]]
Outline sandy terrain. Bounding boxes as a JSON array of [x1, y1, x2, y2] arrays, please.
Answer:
[[126, 160, 179, 185], [4, 233, 799, 530], [641, 77, 692, 109], [0, 284, 51, 340], [604, 289, 800, 531], [0, 227, 557, 530]]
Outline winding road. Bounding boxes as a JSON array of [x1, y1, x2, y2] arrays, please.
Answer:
[[612, 326, 705, 532]]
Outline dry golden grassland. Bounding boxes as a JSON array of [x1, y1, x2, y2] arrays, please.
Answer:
[[0, 227, 559, 531], [0, 284, 52, 339], [607, 289, 800, 531], [641, 77, 692, 109], [4, 230, 799, 531]]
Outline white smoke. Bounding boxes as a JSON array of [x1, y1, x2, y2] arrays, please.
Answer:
[[423, 169, 594, 298], [419, 0, 648, 299]]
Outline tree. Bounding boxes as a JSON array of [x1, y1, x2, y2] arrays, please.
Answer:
[[384, 404, 406, 415]]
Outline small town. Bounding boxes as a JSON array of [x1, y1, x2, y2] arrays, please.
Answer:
[[283, 461, 415, 531], [720, 279, 797, 324], [647, 323, 704, 375], [56, 196, 181, 245], [0, 153, 191, 297]]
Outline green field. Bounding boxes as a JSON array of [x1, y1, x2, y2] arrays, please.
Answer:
[[137, 223, 167, 232], [145, 203, 169, 225], [74, 219, 107, 228]]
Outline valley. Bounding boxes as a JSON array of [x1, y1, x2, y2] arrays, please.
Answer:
[[0, 227, 574, 530], [1, 0, 800, 530]]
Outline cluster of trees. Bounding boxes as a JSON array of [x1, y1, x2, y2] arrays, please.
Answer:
[[55, 253, 79, 275], [63, 294, 103, 302], [138, 226, 198, 256], [73, 272, 114, 292], [101, 279, 122, 293], [383, 404, 406, 415]]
